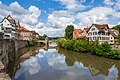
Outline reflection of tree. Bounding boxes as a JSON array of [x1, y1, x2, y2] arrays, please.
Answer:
[[65, 57, 75, 66], [58, 47, 120, 79], [58, 48, 75, 66]]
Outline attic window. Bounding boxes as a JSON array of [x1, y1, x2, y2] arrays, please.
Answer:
[[91, 28, 95, 30]]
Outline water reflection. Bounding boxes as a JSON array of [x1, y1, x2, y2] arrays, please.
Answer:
[[13, 49, 119, 80]]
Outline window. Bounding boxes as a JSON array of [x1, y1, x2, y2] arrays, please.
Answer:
[[95, 32, 97, 35], [102, 33, 105, 35], [102, 37, 105, 40], [111, 40, 113, 42], [88, 32, 92, 35], [91, 28, 95, 31], [89, 37, 92, 40], [106, 37, 109, 40]]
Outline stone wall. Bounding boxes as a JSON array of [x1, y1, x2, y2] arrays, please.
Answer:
[[0, 32, 3, 39], [14, 40, 29, 51], [0, 39, 29, 73]]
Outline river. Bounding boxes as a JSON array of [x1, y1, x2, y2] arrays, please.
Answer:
[[7, 44, 120, 80]]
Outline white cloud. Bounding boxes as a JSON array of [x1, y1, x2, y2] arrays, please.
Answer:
[[104, 0, 120, 11], [0, 1, 43, 33], [54, 0, 86, 11], [0, 1, 120, 37], [0, 1, 2, 4], [76, 7, 119, 27]]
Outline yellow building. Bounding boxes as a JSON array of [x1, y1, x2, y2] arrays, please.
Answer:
[[109, 29, 119, 44]]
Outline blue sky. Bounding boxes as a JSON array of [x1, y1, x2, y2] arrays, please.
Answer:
[[0, 0, 120, 37]]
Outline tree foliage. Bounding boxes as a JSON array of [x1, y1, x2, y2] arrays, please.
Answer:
[[39, 34, 48, 40], [112, 25, 120, 32], [28, 39, 36, 46], [57, 38, 120, 59], [117, 34, 120, 43], [65, 25, 74, 40]]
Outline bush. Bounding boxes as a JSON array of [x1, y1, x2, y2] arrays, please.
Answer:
[[28, 39, 36, 46], [57, 38, 120, 59]]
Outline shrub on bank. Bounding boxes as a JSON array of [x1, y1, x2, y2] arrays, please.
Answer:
[[57, 38, 120, 59], [28, 39, 36, 46]]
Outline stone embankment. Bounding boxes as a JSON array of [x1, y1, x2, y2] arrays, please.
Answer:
[[0, 61, 11, 80], [0, 39, 29, 79]]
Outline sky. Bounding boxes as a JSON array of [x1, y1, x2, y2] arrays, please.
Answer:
[[0, 0, 120, 37]]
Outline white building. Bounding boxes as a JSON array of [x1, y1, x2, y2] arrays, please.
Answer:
[[87, 24, 110, 44], [1, 15, 16, 39]]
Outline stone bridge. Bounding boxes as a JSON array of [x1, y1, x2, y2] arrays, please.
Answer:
[[36, 40, 53, 46]]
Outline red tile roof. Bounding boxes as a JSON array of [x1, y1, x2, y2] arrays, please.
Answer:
[[83, 28, 89, 32], [88, 24, 109, 32], [73, 29, 82, 39], [19, 26, 30, 32], [73, 29, 82, 34], [94, 24, 109, 32]]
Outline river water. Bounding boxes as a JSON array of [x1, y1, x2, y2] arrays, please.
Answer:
[[10, 45, 120, 80]]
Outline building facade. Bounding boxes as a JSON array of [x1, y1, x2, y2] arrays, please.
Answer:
[[109, 28, 119, 44], [87, 24, 110, 44], [19, 26, 32, 40], [1, 15, 16, 39], [31, 31, 40, 40]]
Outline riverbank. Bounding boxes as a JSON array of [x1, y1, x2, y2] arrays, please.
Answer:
[[57, 38, 120, 59]]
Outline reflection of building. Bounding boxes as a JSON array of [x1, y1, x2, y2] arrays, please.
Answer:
[[87, 24, 110, 44], [1, 15, 16, 39]]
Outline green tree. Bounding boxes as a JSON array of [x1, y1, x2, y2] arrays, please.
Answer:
[[39, 34, 48, 40], [112, 25, 120, 32], [117, 34, 120, 43], [65, 25, 74, 40]]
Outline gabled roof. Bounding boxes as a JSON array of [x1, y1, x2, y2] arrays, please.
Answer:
[[73, 29, 82, 34], [88, 24, 109, 32], [83, 27, 89, 32], [6, 15, 16, 24]]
